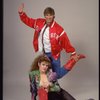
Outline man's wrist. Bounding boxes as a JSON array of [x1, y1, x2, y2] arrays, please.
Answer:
[[71, 52, 76, 56]]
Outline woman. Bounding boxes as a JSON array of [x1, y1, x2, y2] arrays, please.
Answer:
[[29, 54, 76, 100]]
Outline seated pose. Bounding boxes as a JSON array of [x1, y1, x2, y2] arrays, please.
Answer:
[[29, 54, 77, 100]]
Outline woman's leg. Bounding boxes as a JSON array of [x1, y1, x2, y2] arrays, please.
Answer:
[[60, 88, 76, 100]]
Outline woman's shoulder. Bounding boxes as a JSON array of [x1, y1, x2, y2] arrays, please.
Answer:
[[29, 70, 40, 76], [48, 70, 57, 82]]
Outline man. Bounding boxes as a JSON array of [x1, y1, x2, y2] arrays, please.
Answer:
[[18, 3, 85, 79]]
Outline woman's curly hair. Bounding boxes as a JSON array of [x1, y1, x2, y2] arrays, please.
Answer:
[[30, 54, 51, 72]]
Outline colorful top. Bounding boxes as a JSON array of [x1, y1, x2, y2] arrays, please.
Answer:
[[29, 70, 61, 97]]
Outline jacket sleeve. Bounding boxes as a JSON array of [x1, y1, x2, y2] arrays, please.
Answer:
[[59, 30, 76, 53], [19, 12, 36, 28], [29, 72, 38, 99]]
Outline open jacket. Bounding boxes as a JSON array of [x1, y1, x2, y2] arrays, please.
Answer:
[[19, 12, 75, 60], [29, 70, 61, 100]]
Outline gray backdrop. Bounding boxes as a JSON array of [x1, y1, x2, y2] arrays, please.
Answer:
[[3, 0, 99, 100]]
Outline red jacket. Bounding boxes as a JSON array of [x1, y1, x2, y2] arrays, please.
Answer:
[[19, 12, 75, 60]]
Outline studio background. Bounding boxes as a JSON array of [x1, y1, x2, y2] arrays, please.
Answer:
[[3, 0, 99, 100]]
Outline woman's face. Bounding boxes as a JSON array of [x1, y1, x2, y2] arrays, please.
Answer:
[[38, 61, 49, 73]]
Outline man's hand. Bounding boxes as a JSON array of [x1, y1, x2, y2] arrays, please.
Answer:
[[70, 54, 80, 62], [70, 53, 86, 62], [18, 3, 24, 13]]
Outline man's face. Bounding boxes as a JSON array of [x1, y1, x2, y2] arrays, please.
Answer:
[[45, 14, 54, 25]]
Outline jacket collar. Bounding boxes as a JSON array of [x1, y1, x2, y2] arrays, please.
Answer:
[[44, 20, 55, 28]]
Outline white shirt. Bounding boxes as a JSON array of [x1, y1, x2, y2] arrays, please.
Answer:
[[38, 25, 51, 53]]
